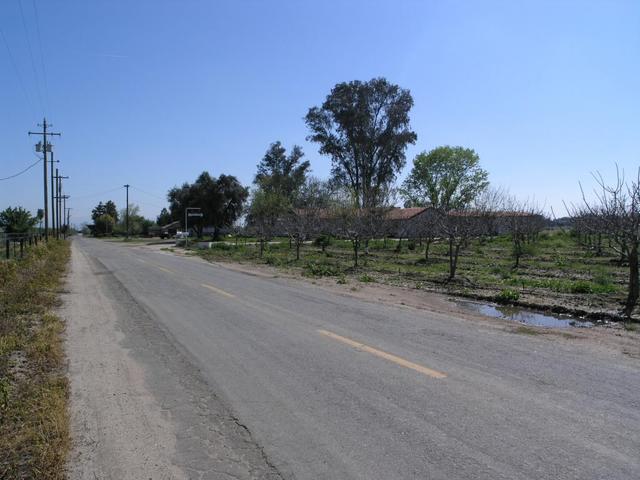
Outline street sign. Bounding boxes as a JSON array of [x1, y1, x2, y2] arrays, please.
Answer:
[[188, 213, 203, 217]]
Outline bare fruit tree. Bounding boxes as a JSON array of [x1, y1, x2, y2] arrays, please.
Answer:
[[502, 196, 546, 269], [576, 168, 640, 317]]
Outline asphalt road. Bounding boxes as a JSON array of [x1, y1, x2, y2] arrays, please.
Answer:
[[67, 237, 640, 479]]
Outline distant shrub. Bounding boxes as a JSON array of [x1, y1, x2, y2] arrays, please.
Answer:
[[496, 288, 520, 303], [264, 255, 284, 267], [553, 253, 567, 267], [314, 235, 332, 249], [593, 270, 612, 287], [213, 242, 233, 251], [336, 275, 347, 285], [407, 240, 416, 251], [358, 273, 375, 283], [304, 261, 339, 277], [569, 280, 593, 294]]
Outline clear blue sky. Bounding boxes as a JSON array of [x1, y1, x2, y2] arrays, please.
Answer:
[[1, 0, 639, 225]]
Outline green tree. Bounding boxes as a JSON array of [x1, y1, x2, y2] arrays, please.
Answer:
[[401, 146, 489, 211], [167, 172, 248, 238], [91, 200, 118, 223], [0, 206, 38, 234], [156, 208, 172, 226], [305, 77, 417, 208], [105, 200, 118, 223], [91, 202, 106, 222], [94, 214, 115, 236], [117, 204, 147, 236], [254, 141, 310, 200]]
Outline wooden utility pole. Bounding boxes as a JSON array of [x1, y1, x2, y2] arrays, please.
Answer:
[[124, 184, 130, 239], [50, 147, 58, 237], [54, 170, 69, 239], [61, 195, 69, 234], [29, 118, 60, 241]]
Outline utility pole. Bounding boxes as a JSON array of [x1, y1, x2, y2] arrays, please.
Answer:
[[49, 147, 59, 236], [61, 195, 69, 237], [29, 118, 61, 241], [55, 168, 60, 238], [124, 184, 130, 240], [54, 170, 69, 238], [66, 208, 72, 234]]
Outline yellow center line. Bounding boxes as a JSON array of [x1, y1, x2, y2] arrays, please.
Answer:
[[201, 283, 236, 298], [156, 265, 175, 274], [135, 258, 147, 263], [317, 329, 447, 379]]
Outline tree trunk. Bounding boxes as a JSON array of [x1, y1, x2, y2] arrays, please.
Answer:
[[259, 239, 264, 258], [396, 237, 402, 252], [448, 236, 461, 280], [296, 240, 301, 261], [424, 240, 431, 261], [450, 243, 461, 280], [289, 236, 292, 249], [353, 238, 359, 268], [624, 242, 639, 317]]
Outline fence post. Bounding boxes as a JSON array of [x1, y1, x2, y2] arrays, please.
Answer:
[[5, 240, 8, 260], [20, 239, 24, 258]]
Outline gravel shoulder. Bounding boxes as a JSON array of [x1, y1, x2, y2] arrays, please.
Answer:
[[63, 241, 283, 479]]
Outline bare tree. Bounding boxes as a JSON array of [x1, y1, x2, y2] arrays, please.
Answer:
[[502, 196, 546, 269], [438, 209, 482, 281], [575, 168, 640, 317], [407, 208, 442, 261], [247, 190, 287, 258], [283, 178, 332, 261]]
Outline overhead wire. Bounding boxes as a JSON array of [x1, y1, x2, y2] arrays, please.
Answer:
[[17, 0, 44, 114], [0, 157, 42, 181], [130, 185, 167, 202], [31, 0, 50, 114], [0, 27, 37, 118], [72, 186, 124, 200]]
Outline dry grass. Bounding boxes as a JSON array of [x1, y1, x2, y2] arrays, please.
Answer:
[[0, 240, 71, 479]]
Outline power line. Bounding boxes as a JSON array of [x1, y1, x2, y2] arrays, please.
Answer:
[[0, 27, 37, 117], [72, 186, 123, 200], [18, 0, 44, 114], [130, 185, 167, 202], [31, 0, 50, 114], [0, 157, 42, 181]]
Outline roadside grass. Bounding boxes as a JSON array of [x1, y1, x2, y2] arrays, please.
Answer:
[[100, 236, 151, 243], [190, 230, 629, 317], [512, 325, 544, 335], [0, 240, 70, 479]]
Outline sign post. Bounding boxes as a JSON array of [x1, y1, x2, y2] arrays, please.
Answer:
[[184, 207, 203, 248]]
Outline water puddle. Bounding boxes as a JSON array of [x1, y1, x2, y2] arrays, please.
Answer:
[[455, 300, 594, 328]]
